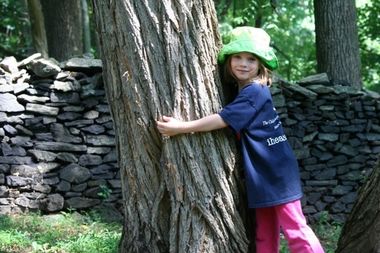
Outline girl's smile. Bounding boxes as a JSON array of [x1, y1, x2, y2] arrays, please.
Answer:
[[230, 52, 259, 87]]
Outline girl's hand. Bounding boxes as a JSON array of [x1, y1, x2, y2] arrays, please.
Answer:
[[156, 116, 183, 137]]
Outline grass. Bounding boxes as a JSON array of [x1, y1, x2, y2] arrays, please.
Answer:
[[0, 210, 122, 253], [280, 211, 342, 253], [0, 209, 341, 253]]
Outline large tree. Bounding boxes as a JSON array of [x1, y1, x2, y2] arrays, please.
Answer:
[[336, 158, 380, 252], [27, 0, 48, 58], [313, 0, 362, 89], [40, 0, 83, 61], [92, 1, 249, 252]]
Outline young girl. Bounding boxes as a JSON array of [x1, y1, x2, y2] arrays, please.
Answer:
[[156, 26, 324, 253]]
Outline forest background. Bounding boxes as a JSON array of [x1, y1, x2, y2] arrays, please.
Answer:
[[0, 0, 379, 92]]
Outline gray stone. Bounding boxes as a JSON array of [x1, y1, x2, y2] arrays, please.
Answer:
[[0, 56, 18, 74], [51, 123, 82, 143], [56, 152, 78, 163], [318, 133, 339, 142], [91, 164, 112, 175], [65, 119, 94, 127], [51, 80, 81, 92], [32, 183, 51, 193], [84, 110, 99, 120], [327, 155, 348, 167], [34, 142, 87, 152], [81, 124, 105, 134], [72, 183, 87, 192], [314, 168, 336, 180], [0, 156, 32, 165], [87, 147, 111, 155], [62, 58, 102, 72], [6, 176, 33, 186], [0, 93, 25, 112], [0, 185, 9, 197], [285, 83, 318, 99], [85, 135, 115, 146], [43, 176, 60, 185], [60, 163, 91, 184], [37, 162, 61, 173], [50, 91, 80, 104], [15, 125, 33, 136], [298, 73, 330, 85], [332, 185, 353, 195], [103, 149, 117, 162], [18, 94, 50, 103], [26, 103, 59, 116], [65, 197, 101, 209], [28, 58, 61, 77], [340, 192, 357, 204], [306, 84, 335, 94], [57, 112, 82, 121], [1, 143, 26, 156], [41, 194, 64, 212], [10, 164, 40, 177], [28, 149, 57, 162], [108, 180, 121, 188], [56, 180, 71, 192], [79, 154, 103, 166]]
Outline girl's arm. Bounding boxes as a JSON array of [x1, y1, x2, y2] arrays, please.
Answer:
[[156, 114, 228, 137]]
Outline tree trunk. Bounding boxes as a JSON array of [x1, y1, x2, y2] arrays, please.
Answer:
[[26, 0, 48, 58], [92, 1, 249, 253], [40, 0, 83, 61], [336, 158, 380, 252], [313, 0, 362, 89], [81, 0, 91, 55]]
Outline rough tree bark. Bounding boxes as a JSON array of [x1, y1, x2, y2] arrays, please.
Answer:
[[336, 158, 380, 253], [314, 0, 362, 89], [26, 0, 48, 58], [40, 0, 83, 61], [92, 1, 249, 253]]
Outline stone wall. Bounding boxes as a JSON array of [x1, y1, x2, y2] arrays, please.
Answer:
[[0, 54, 121, 214], [272, 74, 380, 222], [0, 55, 379, 222]]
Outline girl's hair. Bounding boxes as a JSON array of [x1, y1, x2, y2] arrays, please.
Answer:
[[222, 54, 273, 87]]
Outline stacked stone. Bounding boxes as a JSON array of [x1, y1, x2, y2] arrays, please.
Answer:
[[0, 54, 121, 214], [272, 73, 380, 222], [1, 53, 380, 222]]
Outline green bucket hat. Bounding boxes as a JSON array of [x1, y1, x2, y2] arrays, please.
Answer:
[[217, 26, 279, 70]]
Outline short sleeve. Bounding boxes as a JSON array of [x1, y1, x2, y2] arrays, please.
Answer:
[[219, 94, 257, 133]]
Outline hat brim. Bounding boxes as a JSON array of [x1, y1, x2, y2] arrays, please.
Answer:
[[218, 40, 279, 70]]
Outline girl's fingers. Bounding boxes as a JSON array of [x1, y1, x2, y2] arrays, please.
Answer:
[[162, 115, 171, 122]]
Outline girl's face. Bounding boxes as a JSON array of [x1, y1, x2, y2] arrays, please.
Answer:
[[230, 52, 259, 86]]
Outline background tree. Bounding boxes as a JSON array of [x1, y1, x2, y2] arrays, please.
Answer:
[[313, 0, 362, 88], [92, 1, 249, 252], [40, 0, 83, 61], [26, 0, 48, 58], [336, 158, 380, 252]]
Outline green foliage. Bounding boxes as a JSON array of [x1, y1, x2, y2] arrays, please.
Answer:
[[0, 211, 121, 253], [280, 211, 342, 253], [357, 1, 380, 91], [98, 184, 113, 200], [0, 0, 31, 59]]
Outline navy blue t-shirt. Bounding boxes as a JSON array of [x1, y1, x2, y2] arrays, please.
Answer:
[[219, 82, 302, 208]]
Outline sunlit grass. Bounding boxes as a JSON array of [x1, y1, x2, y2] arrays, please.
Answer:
[[280, 211, 342, 253], [0, 210, 122, 253]]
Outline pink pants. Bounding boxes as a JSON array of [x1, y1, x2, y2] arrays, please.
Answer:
[[255, 199, 325, 253]]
